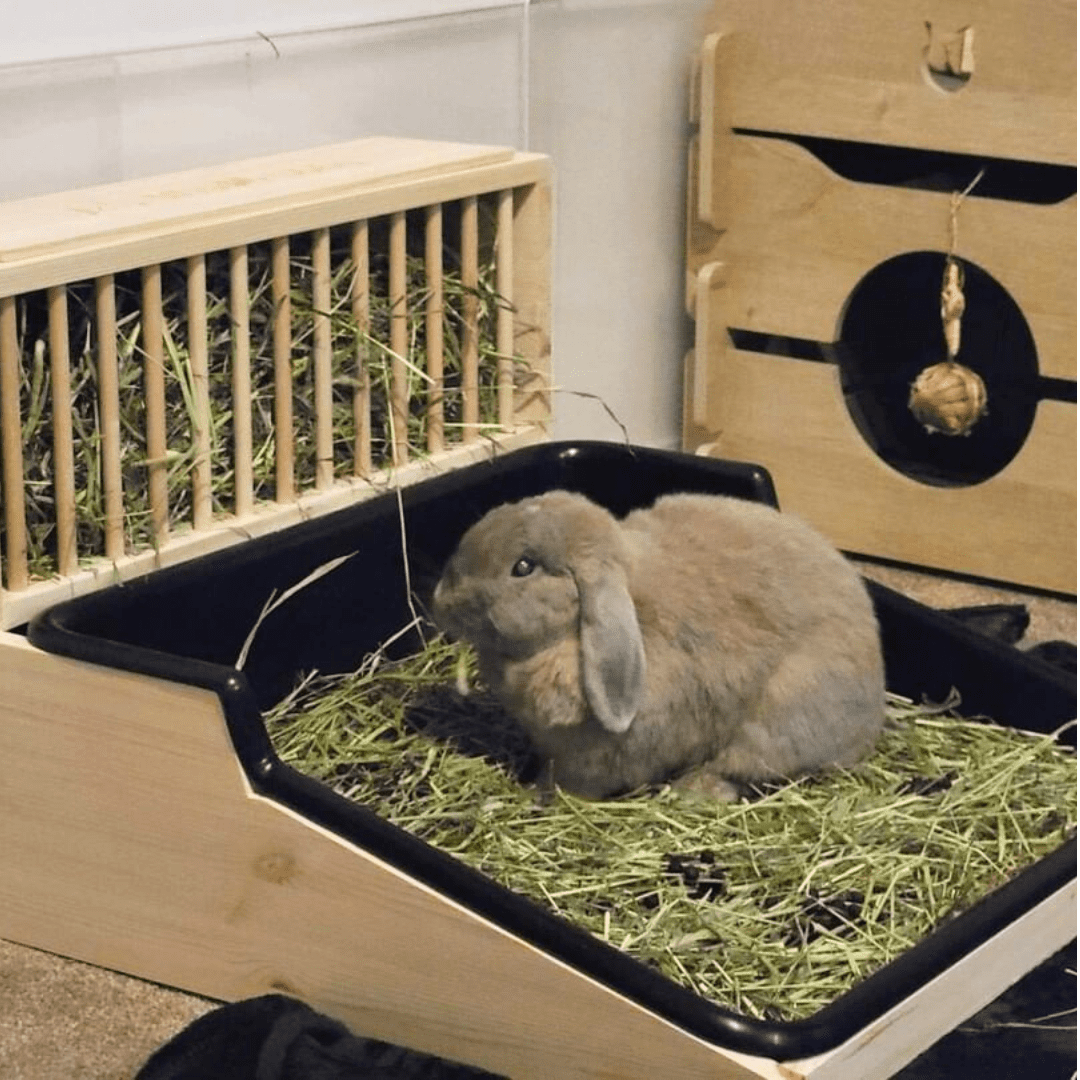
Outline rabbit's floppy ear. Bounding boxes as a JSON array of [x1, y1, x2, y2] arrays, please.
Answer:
[[574, 562, 646, 733]]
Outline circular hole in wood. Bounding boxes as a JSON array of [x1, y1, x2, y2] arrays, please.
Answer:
[[836, 252, 1040, 487]]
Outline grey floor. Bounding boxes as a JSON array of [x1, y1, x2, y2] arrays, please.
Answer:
[[1, 558, 1075, 1080]]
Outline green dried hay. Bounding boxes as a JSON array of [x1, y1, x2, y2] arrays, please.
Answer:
[[264, 636, 1078, 1022], [8, 206, 519, 580]]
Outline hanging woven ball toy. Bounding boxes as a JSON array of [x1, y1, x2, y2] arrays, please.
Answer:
[[907, 171, 988, 437]]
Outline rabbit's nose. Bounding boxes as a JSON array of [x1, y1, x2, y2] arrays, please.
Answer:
[[433, 577, 453, 617], [434, 558, 458, 591]]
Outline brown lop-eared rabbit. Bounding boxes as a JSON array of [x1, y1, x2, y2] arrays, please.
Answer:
[[433, 490, 886, 800]]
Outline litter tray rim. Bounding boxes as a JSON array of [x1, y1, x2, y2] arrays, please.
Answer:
[[27, 439, 1078, 1062]]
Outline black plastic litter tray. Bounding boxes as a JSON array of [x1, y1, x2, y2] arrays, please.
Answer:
[[29, 440, 1077, 1062]]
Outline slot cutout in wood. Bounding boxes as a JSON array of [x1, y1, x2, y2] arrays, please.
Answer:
[[733, 130, 1077, 205]]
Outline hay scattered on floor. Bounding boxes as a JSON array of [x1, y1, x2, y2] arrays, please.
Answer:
[[264, 636, 1077, 1021]]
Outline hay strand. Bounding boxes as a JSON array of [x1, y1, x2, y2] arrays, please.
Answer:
[[235, 552, 357, 670]]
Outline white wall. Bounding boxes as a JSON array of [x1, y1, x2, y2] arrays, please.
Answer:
[[0, 1, 514, 65], [530, 2, 707, 444], [0, 0, 710, 448]]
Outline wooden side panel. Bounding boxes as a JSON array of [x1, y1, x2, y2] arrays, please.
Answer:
[[0, 633, 779, 1080], [687, 136, 1076, 380], [698, 0, 1075, 165], [701, 350, 1075, 593]]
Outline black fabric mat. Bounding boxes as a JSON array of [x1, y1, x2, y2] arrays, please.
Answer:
[[134, 993, 501, 1080]]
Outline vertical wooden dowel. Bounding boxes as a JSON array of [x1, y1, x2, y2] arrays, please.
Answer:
[[46, 287, 77, 574], [354, 221, 375, 475], [460, 196, 480, 445], [186, 255, 212, 531], [312, 227, 333, 489], [425, 203, 445, 453], [94, 275, 125, 561], [140, 265, 169, 545], [496, 188, 515, 429], [229, 247, 253, 517], [0, 295, 28, 590], [351, 220, 372, 477], [389, 210, 409, 466], [354, 220, 375, 477], [271, 235, 294, 502]]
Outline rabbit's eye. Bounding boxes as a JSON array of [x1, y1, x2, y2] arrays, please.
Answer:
[[511, 556, 536, 578]]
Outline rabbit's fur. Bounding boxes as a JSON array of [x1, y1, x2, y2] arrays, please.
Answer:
[[432, 490, 885, 799]]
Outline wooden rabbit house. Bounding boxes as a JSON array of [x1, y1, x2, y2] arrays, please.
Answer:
[[685, 0, 1076, 594]]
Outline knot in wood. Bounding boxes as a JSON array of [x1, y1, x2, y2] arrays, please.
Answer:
[[255, 851, 298, 884]]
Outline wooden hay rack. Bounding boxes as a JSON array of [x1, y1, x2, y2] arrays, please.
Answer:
[[0, 137, 552, 630]]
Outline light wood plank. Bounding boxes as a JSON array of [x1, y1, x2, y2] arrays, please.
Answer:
[[1, 627, 1071, 1078], [700, 350, 1075, 592], [699, 0, 1075, 165], [696, 32, 734, 231], [689, 135, 1076, 379], [685, 135, 718, 315], [508, 182, 553, 431], [0, 632, 779, 1080], [0, 140, 510, 262], [691, 261, 727, 429], [0, 142, 550, 297]]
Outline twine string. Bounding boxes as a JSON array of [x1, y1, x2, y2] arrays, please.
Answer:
[[942, 168, 985, 359], [947, 167, 986, 259], [910, 167, 990, 436]]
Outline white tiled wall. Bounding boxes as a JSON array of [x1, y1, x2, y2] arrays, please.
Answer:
[[0, 0, 711, 448]]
